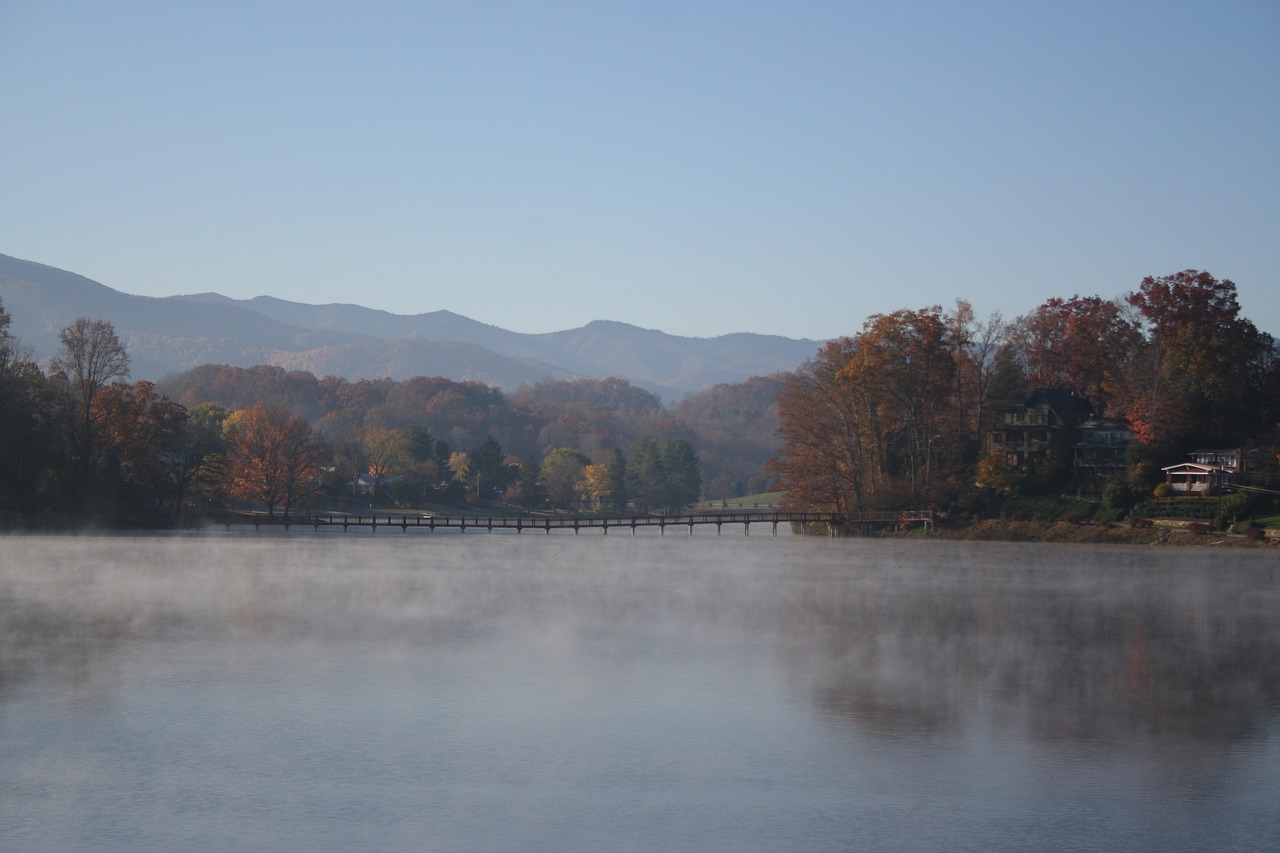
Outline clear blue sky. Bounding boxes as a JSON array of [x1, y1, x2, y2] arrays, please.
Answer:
[[2, 1, 1277, 340]]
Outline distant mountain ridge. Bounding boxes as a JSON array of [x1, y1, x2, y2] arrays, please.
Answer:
[[0, 252, 820, 399]]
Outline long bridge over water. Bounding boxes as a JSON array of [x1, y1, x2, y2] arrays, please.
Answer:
[[215, 509, 934, 537]]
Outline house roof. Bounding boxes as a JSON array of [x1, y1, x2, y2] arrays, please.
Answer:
[[1161, 462, 1226, 474], [1026, 387, 1092, 421]]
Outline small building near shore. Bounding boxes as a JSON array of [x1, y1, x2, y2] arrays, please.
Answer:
[[1161, 448, 1264, 495]]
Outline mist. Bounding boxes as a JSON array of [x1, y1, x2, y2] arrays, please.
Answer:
[[2, 532, 1277, 851]]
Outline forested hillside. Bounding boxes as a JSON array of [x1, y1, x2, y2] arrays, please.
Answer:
[[771, 271, 1280, 520], [1, 296, 781, 524]]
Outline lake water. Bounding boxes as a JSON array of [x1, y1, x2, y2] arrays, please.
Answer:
[[1, 530, 1277, 851]]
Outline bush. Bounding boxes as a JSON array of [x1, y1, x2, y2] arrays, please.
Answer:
[[1102, 482, 1136, 513], [1186, 522, 1211, 535], [1244, 526, 1265, 541], [1152, 483, 1174, 498]]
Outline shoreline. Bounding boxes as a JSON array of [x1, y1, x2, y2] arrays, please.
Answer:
[[914, 518, 1278, 548]]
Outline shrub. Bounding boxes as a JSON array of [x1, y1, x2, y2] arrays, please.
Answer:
[[1186, 522, 1211, 535], [1102, 482, 1136, 513], [1152, 483, 1174, 498]]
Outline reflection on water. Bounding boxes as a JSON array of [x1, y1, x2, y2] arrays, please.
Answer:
[[1, 532, 1277, 851]]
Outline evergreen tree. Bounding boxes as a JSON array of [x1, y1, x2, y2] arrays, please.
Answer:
[[661, 438, 702, 512], [628, 437, 666, 514], [605, 447, 628, 513]]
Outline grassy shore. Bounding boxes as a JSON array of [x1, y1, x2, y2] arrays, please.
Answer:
[[919, 518, 1278, 547]]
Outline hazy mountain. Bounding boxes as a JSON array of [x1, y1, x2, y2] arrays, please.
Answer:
[[1, 252, 819, 398]]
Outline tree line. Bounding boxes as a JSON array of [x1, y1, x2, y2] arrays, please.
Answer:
[[0, 301, 723, 521], [770, 270, 1280, 514]]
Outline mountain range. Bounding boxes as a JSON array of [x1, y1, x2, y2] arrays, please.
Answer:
[[0, 253, 820, 400]]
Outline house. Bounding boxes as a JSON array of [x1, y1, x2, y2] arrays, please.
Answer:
[[351, 473, 398, 495], [988, 388, 1092, 466], [1073, 418, 1134, 479], [1161, 448, 1274, 494]]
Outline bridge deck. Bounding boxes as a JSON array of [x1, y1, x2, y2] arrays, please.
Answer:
[[214, 509, 932, 535]]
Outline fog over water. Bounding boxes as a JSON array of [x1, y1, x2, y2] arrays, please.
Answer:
[[1, 531, 1277, 851]]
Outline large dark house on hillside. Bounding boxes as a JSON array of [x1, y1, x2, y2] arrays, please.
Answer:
[[1072, 418, 1135, 481], [987, 388, 1092, 468]]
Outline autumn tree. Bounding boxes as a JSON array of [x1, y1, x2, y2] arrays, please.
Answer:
[[507, 456, 548, 510], [1117, 271, 1273, 445], [947, 300, 1020, 449], [94, 380, 188, 510], [771, 339, 869, 513], [223, 402, 324, 518], [840, 308, 956, 502], [541, 447, 589, 509], [774, 307, 958, 512], [363, 426, 408, 502], [1010, 295, 1141, 413], [579, 463, 613, 510]]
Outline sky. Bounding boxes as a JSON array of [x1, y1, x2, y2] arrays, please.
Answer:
[[2, 1, 1277, 340]]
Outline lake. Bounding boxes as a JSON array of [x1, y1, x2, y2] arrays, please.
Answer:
[[1, 530, 1277, 851]]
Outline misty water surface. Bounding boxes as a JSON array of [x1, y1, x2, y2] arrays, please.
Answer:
[[1, 531, 1277, 851]]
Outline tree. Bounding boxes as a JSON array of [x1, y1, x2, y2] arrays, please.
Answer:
[[661, 439, 702, 512], [49, 318, 130, 492], [469, 435, 513, 504], [507, 456, 548, 510], [0, 299, 45, 511], [1119, 271, 1273, 445], [363, 426, 408, 502], [837, 308, 956, 503], [605, 447, 628, 513], [94, 380, 188, 511], [541, 447, 589, 509], [627, 437, 666, 513], [223, 402, 323, 517], [579, 463, 613, 510], [164, 402, 228, 517], [948, 300, 1018, 447], [1011, 295, 1141, 413], [771, 339, 870, 513]]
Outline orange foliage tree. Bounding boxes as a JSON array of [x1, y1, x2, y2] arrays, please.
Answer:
[[774, 307, 958, 512], [94, 380, 187, 506], [1110, 271, 1274, 446], [223, 402, 324, 517]]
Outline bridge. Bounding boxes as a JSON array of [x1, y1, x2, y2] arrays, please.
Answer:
[[214, 509, 933, 536]]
